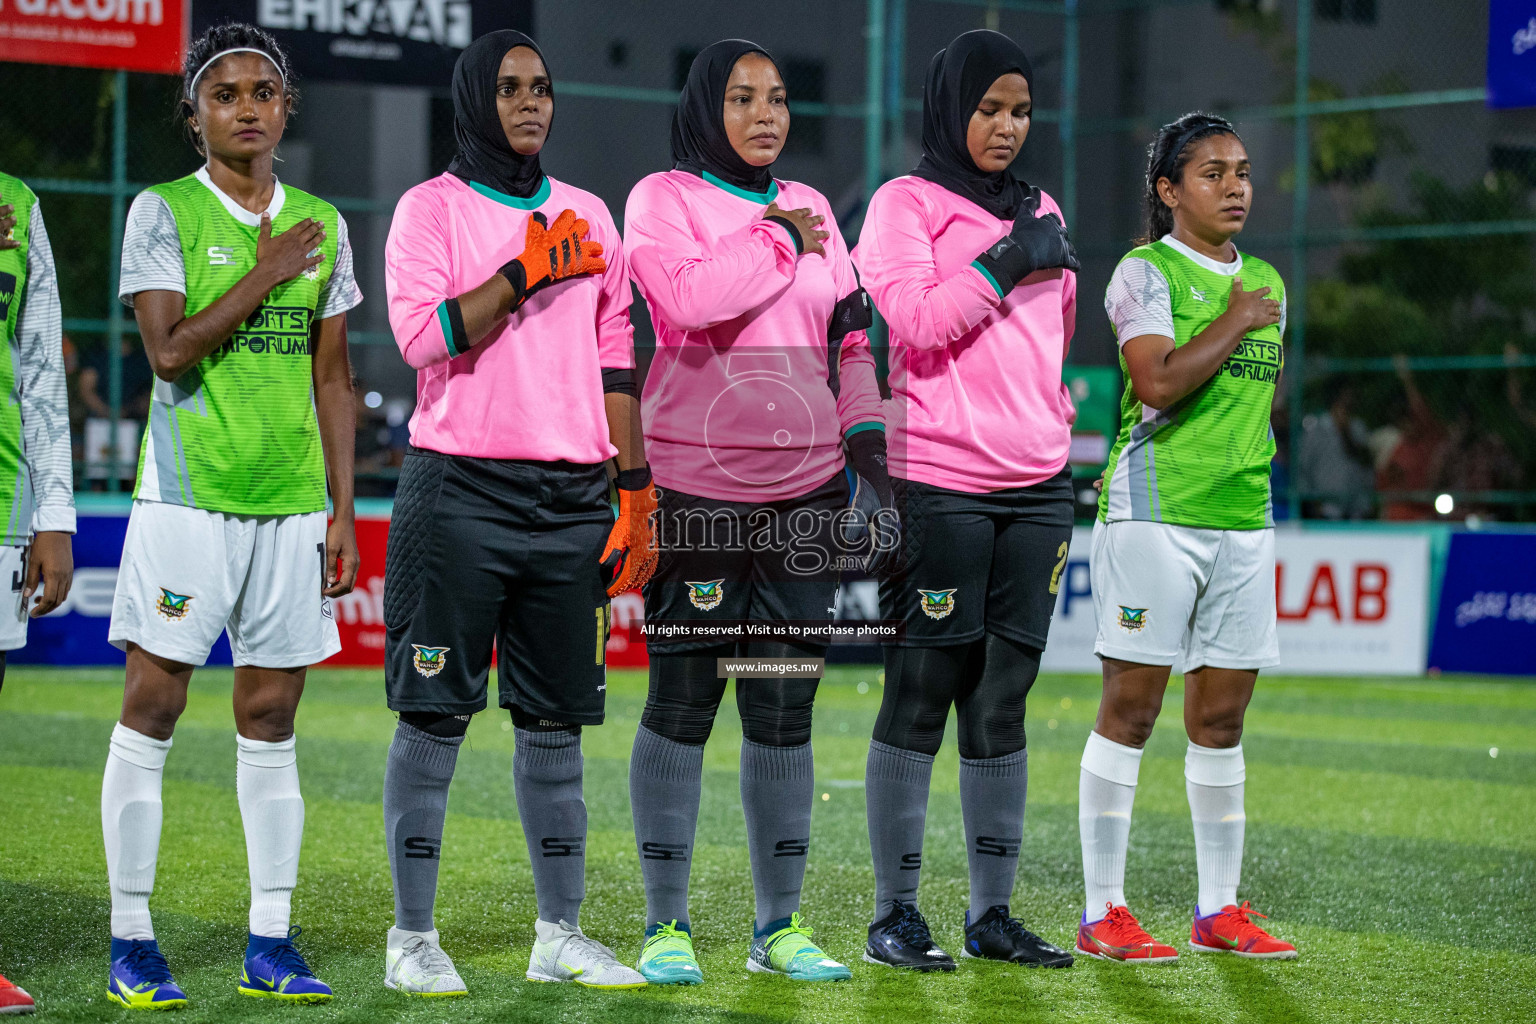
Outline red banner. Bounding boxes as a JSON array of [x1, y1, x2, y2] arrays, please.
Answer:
[[325, 515, 650, 670], [0, 0, 186, 74]]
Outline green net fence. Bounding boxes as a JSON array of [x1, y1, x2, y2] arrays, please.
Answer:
[[1, 0, 1528, 520]]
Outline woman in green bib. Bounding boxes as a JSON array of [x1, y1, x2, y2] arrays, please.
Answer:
[[99, 22, 362, 1008], [1074, 113, 1298, 963]]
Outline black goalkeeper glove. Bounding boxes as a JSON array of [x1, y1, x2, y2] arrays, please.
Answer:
[[840, 428, 901, 579], [973, 186, 1080, 297]]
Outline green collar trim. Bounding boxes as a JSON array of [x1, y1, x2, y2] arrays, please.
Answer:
[[701, 170, 779, 205], [467, 176, 552, 209]]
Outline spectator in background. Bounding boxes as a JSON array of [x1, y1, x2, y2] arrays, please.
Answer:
[[1442, 404, 1522, 520], [78, 338, 155, 491], [1377, 357, 1448, 520], [63, 335, 86, 483], [354, 387, 397, 498], [1298, 379, 1373, 519], [78, 337, 154, 420], [1506, 343, 1536, 431], [1268, 385, 1291, 520]]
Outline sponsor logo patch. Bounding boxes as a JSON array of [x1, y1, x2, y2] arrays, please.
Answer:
[[1190, 286, 1207, 302], [411, 644, 450, 677], [155, 588, 193, 621], [686, 579, 724, 611], [207, 245, 236, 267], [1117, 606, 1149, 633], [917, 588, 957, 620]]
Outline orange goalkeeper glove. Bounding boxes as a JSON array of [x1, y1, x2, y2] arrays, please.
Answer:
[[600, 466, 659, 598], [500, 208, 607, 307]]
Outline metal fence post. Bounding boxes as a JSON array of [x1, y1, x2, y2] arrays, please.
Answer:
[[865, 0, 888, 204], [107, 69, 128, 493], [1287, 0, 1311, 521], [1061, 0, 1078, 231], [866, 0, 889, 356], [886, 0, 907, 178]]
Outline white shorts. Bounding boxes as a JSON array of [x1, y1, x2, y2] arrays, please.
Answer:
[[109, 500, 341, 668], [1091, 520, 1279, 673], [0, 544, 28, 651]]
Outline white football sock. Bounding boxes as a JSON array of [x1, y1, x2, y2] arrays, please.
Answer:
[[102, 722, 171, 941], [237, 733, 305, 938], [1079, 730, 1143, 922], [1186, 741, 1246, 918]]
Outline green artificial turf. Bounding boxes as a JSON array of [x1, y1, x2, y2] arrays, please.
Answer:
[[1, 666, 1532, 1022]]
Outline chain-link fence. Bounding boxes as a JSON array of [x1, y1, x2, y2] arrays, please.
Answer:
[[1, 0, 1530, 520]]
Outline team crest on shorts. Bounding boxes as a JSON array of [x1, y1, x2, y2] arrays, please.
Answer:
[[686, 580, 724, 611], [155, 588, 193, 621], [917, 589, 957, 620], [412, 645, 451, 677], [1118, 606, 1149, 633]]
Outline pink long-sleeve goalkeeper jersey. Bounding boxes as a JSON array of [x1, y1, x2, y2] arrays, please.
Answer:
[[384, 173, 634, 463], [853, 175, 1077, 493], [624, 170, 884, 503]]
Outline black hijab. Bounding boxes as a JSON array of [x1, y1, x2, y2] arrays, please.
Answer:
[[911, 30, 1033, 219], [671, 39, 779, 193], [447, 30, 547, 198]]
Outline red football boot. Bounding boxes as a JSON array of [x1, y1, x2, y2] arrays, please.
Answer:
[[1190, 901, 1298, 959], [1075, 903, 1179, 963], [0, 972, 36, 1015]]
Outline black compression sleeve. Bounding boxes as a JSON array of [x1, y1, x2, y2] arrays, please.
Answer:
[[762, 213, 804, 254], [442, 297, 471, 357], [601, 367, 638, 397]]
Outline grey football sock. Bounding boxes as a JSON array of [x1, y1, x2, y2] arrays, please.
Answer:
[[865, 741, 935, 922], [514, 728, 587, 927], [740, 738, 814, 933], [384, 721, 463, 933], [629, 725, 705, 927], [959, 748, 1028, 919]]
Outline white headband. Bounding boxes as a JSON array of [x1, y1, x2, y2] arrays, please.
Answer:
[[188, 47, 285, 96]]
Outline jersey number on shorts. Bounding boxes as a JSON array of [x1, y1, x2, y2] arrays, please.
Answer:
[[594, 604, 610, 665], [1049, 541, 1068, 595]]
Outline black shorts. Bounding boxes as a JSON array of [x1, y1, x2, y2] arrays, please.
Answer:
[[643, 471, 847, 654], [880, 467, 1074, 648], [383, 447, 613, 722]]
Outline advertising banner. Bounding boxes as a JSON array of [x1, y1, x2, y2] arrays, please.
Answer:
[[1428, 532, 1536, 676], [0, 0, 186, 75], [192, 0, 531, 86], [1489, 1, 1536, 109], [11, 506, 650, 670], [1042, 528, 1431, 676], [8, 513, 1437, 677]]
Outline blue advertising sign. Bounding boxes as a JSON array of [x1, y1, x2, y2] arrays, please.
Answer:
[[9, 511, 233, 667], [1489, 1, 1536, 109], [1428, 532, 1536, 676]]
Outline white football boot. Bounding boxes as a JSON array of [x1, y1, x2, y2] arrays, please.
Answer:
[[385, 928, 468, 997], [526, 919, 647, 989]]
